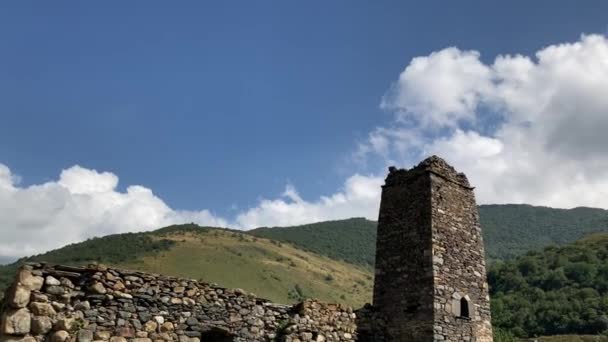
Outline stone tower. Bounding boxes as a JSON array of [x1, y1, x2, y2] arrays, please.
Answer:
[[373, 156, 493, 342]]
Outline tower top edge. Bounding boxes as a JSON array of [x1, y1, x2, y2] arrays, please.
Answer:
[[385, 155, 471, 188]]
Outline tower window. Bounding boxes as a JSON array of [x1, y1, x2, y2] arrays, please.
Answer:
[[460, 297, 470, 319]]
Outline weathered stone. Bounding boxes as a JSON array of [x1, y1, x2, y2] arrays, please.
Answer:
[[112, 292, 131, 299], [46, 286, 65, 296], [54, 317, 76, 331], [93, 330, 111, 341], [8, 286, 31, 308], [74, 301, 91, 311], [30, 293, 48, 303], [159, 322, 173, 333], [51, 302, 66, 311], [1, 308, 31, 335], [50, 331, 70, 342], [143, 321, 157, 333], [89, 283, 106, 295], [108, 337, 126, 342], [185, 317, 198, 326], [17, 271, 44, 292], [138, 312, 151, 322], [114, 326, 134, 338], [182, 298, 195, 306], [29, 302, 56, 317], [0, 336, 37, 342], [111, 283, 125, 292], [60, 278, 75, 289], [45, 276, 61, 286], [30, 315, 53, 334], [132, 338, 151, 342], [78, 329, 94, 342]]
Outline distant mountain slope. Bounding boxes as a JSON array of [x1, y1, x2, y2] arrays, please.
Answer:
[[481, 204, 608, 260], [249, 205, 608, 264], [249, 217, 376, 266], [0, 224, 373, 306]]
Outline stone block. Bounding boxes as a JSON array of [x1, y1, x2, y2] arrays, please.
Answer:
[[1, 308, 31, 335]]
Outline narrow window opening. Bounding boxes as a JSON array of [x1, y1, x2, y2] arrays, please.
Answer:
[[460, 297, 470, 318]]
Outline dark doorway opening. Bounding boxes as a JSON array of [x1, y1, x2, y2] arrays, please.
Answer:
[[200, 327, 235, 342]]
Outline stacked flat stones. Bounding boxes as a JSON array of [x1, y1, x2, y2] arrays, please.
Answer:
[[0, 264, 380, 342]]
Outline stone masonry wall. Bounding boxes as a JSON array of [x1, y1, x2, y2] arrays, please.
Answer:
[[0, 263, 377, 342], [372, 167, 434, 341], [373, 156, 493, 342], [429, 168, 493, 341]]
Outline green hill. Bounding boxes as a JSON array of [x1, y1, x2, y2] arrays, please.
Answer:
[[0, 224, 373, 307], [249, 205, 608, 264]]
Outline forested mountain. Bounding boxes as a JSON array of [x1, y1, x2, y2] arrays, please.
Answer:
[[250, 204, 608, 264], [250, 217, 377, 266]]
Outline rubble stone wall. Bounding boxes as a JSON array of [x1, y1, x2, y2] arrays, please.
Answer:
[[0, 264, 375, 342], [373, 156, 493, 342], [429, 166, 493, 342], [372, 167, 434, 340]]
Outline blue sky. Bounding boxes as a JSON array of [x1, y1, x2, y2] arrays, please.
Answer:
[[1, 1, 608, 259]]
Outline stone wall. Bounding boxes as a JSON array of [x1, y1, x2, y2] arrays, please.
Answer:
[[373, 165, 434, 340], [0, 264, 377, 342], [429, 162, 493, 342], [373, 156, 493, 342]]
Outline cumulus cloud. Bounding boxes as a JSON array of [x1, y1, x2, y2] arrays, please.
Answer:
[[235, 175, 382, 228], [363, 34, 608, 208], [381, 48, 493, 128], [0, 165, 227, 260]]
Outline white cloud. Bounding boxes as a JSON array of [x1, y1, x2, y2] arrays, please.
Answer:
[[234, 174, 382, 228], [366, 34, 608, 209], [0, 165, 227, 260], [381, 47, 493, 128]]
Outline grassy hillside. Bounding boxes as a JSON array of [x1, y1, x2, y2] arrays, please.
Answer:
[[0, 224, 373, 307], [249, 205, 608, 264], [118, 228, 373, 305]]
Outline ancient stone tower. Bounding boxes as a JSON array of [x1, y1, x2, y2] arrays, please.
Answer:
[[373, 156, 493, 342]]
